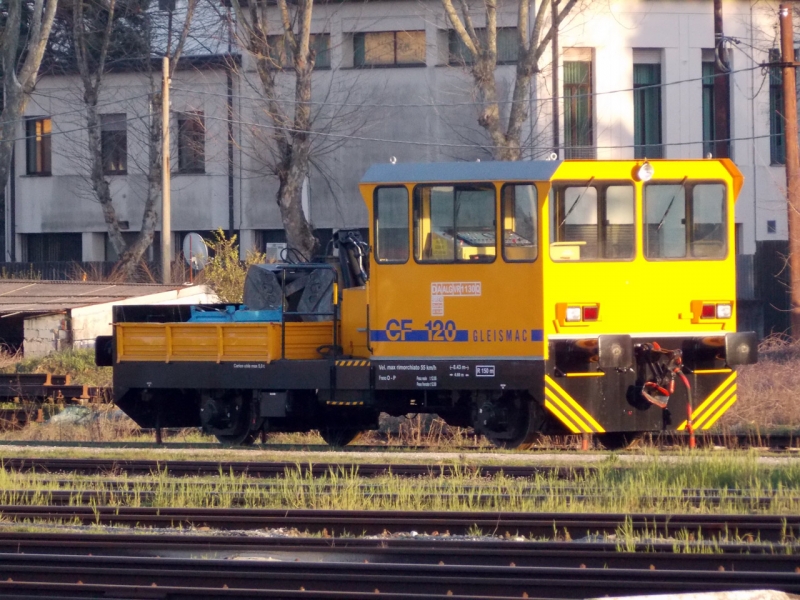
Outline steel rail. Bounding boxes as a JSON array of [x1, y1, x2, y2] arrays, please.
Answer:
[[0, 431, 799, 450], [0, 457, 592, 478], [2, 505, 798, 541], [0, 530, 799, 571], [0, 580, 517, 599], [1, 551, 800, 598]]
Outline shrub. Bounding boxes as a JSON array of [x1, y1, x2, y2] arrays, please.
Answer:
[[6, 348, 111, 387], [200, 229, 266, 303]]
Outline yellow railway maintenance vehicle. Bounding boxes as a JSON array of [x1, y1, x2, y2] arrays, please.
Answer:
[[97, 159, 758, 448]]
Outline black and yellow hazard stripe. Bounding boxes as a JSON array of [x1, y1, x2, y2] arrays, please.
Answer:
[[543, 375, 606, 434], [677, 371, 737, 431], [325, 401, 365, 406], [335, 360, 370, 367]]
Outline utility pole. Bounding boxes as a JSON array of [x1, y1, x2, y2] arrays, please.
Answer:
[[551, 0, 559, 157], [161, 56, 172, 284], [780, 4, 800, 337], [712, 0, 730, 158]]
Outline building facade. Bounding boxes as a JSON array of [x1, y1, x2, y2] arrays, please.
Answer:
[[3, 0, 793, 328]]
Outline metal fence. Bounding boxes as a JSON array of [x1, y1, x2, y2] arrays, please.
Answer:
[[0, 261, 161, 282]]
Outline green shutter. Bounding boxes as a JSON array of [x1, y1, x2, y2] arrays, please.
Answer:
[[633, 63, 662, 159], [770, 48, 786, 164], [314, 35, 330, 69], [353, 33, 365, 67], [496, 28, 518, 63], [564, 61, 594, 158], [449, 30, 473, 64], [702, 62, 715, 157]]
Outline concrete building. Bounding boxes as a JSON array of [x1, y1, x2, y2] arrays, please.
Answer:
[[2, 0, 793, 331], [0, 280, 216, 356]]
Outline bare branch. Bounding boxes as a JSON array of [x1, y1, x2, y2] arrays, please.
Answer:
[[441, 0, 478, 57]]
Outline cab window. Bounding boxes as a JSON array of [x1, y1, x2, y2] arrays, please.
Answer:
[[374, 186, 409, 263], [551, 183, 634, 260], [501, 184, 538, 262], [413, 184, 496, 263], [644, 182, 726, 260]]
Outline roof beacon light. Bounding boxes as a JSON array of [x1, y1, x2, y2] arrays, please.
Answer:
[[636, 161, 654, 182]]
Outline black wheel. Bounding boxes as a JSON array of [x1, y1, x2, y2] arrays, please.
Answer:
[[200, 392, 258, 446], [215, 430, 258, 446], [596, 432, 643, 451], [475, 392, 544, 450], [319, 427, 360, 447]]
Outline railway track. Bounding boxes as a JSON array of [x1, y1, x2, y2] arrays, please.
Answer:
[[0, 531, 799, 598], [0, 457, 591, 478], [1, 530, 798, 571], [0, 431, 799, 450], [2, 505, 799, 541]]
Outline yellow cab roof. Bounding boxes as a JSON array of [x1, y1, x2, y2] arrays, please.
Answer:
[[359, 159, 744, 199]]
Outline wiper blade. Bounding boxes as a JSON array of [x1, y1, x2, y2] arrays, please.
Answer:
[[560, 177, 595, 227], [656, 177, 688, 231]]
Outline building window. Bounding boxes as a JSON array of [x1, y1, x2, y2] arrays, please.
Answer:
[[26, 233, 82, 262], [354, 31, 426, 67], [767, 220, 777, 234], [563, 53, 594, 159], [178, 112, 205, 173], [448, 28, 518, 65], [26, 117, 52, 175], [267, 34, 330, 69], [101, 114, 127, 174], [633, 63, 662, 159], [770, 48, 786, 165]]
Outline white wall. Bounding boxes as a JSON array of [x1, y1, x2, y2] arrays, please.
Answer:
[[8, 0, 791, 260], [23, 285, 218, 357]]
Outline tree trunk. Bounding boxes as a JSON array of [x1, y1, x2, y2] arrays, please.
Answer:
[[114, 86, 162, 278], [277, 169, 317, 261], [0, 0, 59, 198], [0, 90, 25, 203], [84, 94, 127, 256], [442, 0, 576, 161]]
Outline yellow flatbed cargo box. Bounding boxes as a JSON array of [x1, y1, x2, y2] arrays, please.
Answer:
[[116, 321, 334, 363]]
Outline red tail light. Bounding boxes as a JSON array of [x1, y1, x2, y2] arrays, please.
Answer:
[[701, 304, 716, 319], [583, 306, 599, 321]]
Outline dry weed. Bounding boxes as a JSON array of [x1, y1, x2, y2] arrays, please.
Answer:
[[723, 334, 800, 430], [0, 406, 140, 442]]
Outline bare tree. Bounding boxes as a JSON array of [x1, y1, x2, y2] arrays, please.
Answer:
[[69, 0, 196, 277], [228, 0, 319, 260], [443, 0, 577, 160], [0, 0, 58, 198]]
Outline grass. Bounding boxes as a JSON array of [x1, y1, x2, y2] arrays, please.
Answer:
[[0, 450, 799, 516]]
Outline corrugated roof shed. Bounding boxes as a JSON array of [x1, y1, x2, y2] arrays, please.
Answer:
[[0, 280, 195, 313]]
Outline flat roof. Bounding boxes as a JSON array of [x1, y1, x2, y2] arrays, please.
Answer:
[[0, 280, 196, 314], [360, 160, 563, 184]]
